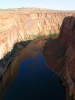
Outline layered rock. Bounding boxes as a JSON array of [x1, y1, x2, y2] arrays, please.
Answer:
[[0, 8, 75, 59], [44, 16, 75, 100]]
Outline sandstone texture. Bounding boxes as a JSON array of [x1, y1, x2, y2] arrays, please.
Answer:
[[0, 8, 75, 59], [44, 16, 75, 100]]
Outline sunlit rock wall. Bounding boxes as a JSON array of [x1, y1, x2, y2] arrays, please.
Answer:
[[0, 8, 75, 59]]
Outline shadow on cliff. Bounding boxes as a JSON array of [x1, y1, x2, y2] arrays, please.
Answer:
[[0, 40, 31, 74]]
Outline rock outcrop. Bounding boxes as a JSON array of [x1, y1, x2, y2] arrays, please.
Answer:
[[44, 16, 75, 100], [0, 8, 75, 59]]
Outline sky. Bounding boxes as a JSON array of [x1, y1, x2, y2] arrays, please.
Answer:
[[0, 0, 75, 10]]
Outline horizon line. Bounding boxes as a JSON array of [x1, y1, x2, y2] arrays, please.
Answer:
[[0, 7, 75, 11]]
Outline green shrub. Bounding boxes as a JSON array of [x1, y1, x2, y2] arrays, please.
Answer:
[[37, 32, 45, 38], [49, 33, 59, 37]]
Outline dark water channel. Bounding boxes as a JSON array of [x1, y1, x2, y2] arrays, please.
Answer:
[[1, 38, 66, 100]]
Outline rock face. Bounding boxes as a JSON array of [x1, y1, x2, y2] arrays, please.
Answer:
[[44, 16, 75, 100], [0, 8, 75, 59]]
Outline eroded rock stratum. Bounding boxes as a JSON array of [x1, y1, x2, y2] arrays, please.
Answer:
[[44, 16, 75, 100], [0, 8, 75, 59]]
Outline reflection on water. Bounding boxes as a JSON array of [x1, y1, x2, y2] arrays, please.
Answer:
[[0, 58, 19, 100], [0, 37, 66, 100], [0, 38, 47, 100], [19, 38, 47, 60], [3, 54, 66, 100]]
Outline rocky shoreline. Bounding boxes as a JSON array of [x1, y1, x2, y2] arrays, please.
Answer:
[[0, 40, 31, 76], [0, 36, 49, 77]]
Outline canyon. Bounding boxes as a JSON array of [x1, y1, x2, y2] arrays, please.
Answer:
[[0, 8, 75, 59], [0, 8, 75, 100]]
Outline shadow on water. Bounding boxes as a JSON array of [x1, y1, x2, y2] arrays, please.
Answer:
[[0, 36, 66, 100]]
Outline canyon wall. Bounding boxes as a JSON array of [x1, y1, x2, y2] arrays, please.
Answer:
[[0, 8, 75, 59], [44, 16, 75, 100]]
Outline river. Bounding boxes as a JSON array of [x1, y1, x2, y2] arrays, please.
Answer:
[[0, 37, 66, 100]]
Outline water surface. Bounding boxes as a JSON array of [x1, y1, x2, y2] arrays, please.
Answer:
[[3, 54, 65, 100], [0, 37, 66, 100]]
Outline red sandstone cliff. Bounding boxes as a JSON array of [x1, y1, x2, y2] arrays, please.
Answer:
[[44, 16, 75, 100], [0, 8, 75, 59]]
